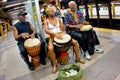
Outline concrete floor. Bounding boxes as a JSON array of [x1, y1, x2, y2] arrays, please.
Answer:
[[0, 28, 120, 80]]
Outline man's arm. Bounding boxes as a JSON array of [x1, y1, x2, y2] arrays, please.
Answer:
[[12, 26, 30, 40], [12, 26, 21, 41], [29, 23, 37, 38]]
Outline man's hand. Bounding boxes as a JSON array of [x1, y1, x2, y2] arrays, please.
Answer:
[[82, 21, 90, 25], [20, 33, 30, 39], [77, 24, 83, 28], [30, 34, 35, 39]]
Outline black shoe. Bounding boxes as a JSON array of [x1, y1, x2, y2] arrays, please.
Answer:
[[28, 65, 35, 71], [41, 60, 46, 65]]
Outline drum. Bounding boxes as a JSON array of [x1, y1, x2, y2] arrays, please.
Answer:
[[53, 33, 72, 53], [53, 33, 72, 64], [24, 38, 41, 67], [80, 25, 95, 55]]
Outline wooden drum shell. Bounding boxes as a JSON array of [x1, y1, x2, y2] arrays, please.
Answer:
[[24, 38, 41, 67], [24, 44, 41, 57]]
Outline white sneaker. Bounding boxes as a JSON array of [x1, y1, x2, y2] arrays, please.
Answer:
[[84, 51, 91, 60], [94, 48, 104, 53]]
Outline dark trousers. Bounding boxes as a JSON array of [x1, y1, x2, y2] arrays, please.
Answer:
[[80, 29, 100, 55], [92, 30, 100, 45], [70, 30, 88, 52], [70, 29, 100, 52]]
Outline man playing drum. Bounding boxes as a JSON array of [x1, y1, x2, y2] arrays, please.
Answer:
[[44, 6, 85, 74], [13, 11, 46, 71], [64, 1, 103, 60]]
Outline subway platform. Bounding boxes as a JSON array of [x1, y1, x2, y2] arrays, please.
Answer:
[[0, 28, 120, 80]]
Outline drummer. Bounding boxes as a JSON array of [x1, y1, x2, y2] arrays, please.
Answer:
[[44, 6, 86, 74], [13, 11, 46, 71], [64, 1, 103, 60]]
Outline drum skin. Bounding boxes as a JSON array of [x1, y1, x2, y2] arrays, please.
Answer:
[[53, 33, 72, 53], [24, 38, 41, 67], [80, 25, 93, 32]]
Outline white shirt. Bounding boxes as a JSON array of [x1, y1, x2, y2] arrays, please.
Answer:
[[48, 19, 61, 34]]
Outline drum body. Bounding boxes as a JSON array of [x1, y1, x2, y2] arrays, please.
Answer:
[[24, 38, 41, 67], [80, 25, 95, 55], [53, 33, 72, 64]]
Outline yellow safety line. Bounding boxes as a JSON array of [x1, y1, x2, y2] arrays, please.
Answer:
[[93, 27, 120, 34]]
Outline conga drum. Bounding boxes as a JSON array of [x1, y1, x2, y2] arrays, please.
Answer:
[[80, 25, 95, 55], [53, 33, 72, 65], [24, 38, 41, 67]]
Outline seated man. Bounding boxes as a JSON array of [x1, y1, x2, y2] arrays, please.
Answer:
[[64, 1, 103, 59], [44, 6, 85, 74], [13, 11, 46, 71]]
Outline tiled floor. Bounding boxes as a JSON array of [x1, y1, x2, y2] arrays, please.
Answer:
[[0, 27, 120, 80]]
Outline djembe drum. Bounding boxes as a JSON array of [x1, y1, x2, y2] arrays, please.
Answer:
[[53, 33, 72, 65], [80, 25, 95, 55], [24, 38, 41, 67]]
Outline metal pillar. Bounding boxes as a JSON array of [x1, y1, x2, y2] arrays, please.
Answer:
[[107, 0, 112, 28], [95, 0, 100, 26], [84, 0, 89, 21]]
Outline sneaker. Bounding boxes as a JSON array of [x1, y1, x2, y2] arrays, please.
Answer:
[[94, 48, 104, 53], [84, 51, 91, 60]]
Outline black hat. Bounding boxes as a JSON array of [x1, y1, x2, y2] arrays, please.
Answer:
[[18, 11, 27, 16]]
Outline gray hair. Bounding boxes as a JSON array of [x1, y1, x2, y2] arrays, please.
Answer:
[[68, 1, 76, 7]]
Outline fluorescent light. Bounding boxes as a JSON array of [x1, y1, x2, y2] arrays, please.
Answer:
[[5, 2, 25, 8], [2, 0, 7, 2]]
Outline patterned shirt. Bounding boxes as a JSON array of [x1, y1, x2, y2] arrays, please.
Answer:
[[64, 9, 85, 34], [64, 9, 85, 26]]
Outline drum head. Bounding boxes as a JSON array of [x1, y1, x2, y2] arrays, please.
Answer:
[[80, 25, 92, 31], [54, 34, 71, 44], [24, 38, 41, 47]]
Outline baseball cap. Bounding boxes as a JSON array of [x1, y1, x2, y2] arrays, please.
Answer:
[[18, 11, 27, 16]]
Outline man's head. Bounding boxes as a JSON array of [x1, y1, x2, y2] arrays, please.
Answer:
[[42, 3, 48, 10], [68, 1, 77, 12], [18, 11, 27, 22]]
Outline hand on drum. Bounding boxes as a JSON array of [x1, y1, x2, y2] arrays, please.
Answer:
[[30, 34, 35, 39], [55, 33, 63, 40], [77, 24, 82, 29], [21, 33, 30, 39], [82, 21, 90, 25]]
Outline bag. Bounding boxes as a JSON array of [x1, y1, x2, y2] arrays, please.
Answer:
[[58, 64, 85, 80]]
